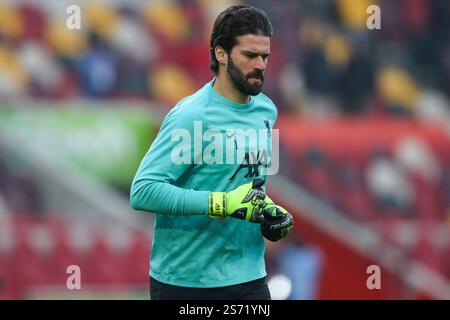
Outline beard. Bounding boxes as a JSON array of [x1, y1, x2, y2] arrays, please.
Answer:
[[227, 56, 264, 96]]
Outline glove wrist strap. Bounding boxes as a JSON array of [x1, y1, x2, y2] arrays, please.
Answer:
[[209, 192, 226, 218]]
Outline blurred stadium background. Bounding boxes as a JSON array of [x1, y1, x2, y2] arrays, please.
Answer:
[[0, 0, 449, 299]]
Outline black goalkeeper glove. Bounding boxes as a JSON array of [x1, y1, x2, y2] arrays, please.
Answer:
[[259, 197, 294, 242]]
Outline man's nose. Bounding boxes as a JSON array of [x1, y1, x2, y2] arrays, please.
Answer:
[[254, 56, 266, 71]]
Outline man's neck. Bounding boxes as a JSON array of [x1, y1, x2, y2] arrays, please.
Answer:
[[213, 72, 250, 104]]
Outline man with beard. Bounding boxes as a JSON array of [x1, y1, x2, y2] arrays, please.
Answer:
[[130, 5, 293, 300]]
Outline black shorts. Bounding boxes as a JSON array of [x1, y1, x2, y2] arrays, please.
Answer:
[[149, 276, 271, 300]]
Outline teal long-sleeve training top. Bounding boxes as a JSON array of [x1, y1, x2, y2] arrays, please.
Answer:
[[130, 79, 277, 288]]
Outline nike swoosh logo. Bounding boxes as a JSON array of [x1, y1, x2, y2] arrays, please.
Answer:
[[226, 132, 237, 139]]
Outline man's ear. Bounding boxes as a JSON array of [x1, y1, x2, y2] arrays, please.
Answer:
[[215, 46, 228, 67]]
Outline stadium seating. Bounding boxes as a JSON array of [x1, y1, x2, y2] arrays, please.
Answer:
[[278, 116, 450, 279], [0, 215, 150, 299]]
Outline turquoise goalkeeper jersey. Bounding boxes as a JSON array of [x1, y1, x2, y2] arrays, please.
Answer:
[[130, 79, 277, 288]]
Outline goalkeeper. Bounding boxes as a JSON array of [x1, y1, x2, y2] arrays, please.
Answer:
[[130, 5, 293, 300]]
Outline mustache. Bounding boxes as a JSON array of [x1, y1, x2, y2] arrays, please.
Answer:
[[246, 71, 264, 81]]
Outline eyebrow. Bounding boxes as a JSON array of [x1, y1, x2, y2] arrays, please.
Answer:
[[241, 50, 271, 58]]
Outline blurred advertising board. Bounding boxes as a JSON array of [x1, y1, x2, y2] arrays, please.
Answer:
[[0, 105, 157, 188]]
